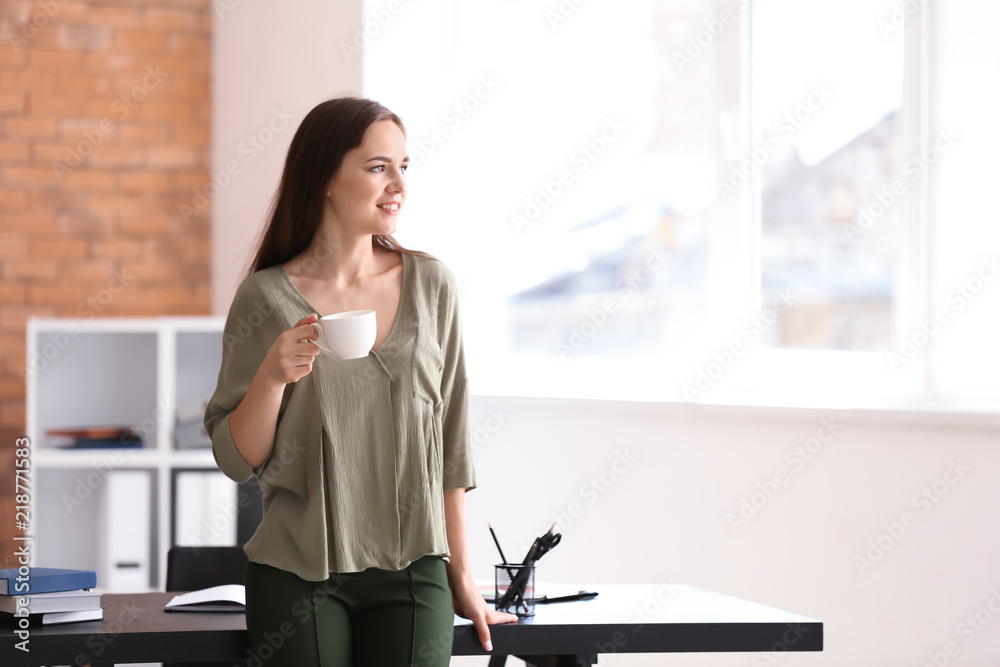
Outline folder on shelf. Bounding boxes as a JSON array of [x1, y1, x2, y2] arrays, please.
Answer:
[[100, 471, 152, 592], [174, 471, 238, 545]]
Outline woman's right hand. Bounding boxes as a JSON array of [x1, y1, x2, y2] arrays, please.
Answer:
[[260, 313, 323, 385]]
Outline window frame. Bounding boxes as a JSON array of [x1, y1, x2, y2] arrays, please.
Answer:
[[363, 0, 984, 412]]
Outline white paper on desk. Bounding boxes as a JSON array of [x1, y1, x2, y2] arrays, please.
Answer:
[[165, 584, 245, 612]]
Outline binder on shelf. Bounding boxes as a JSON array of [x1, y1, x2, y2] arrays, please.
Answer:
[[99, 470, 152, 592], [0, 567, 97, 595], [174, 471, 237, 546]]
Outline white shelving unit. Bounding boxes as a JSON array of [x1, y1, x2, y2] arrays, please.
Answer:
[[25, 316, 241, 592]]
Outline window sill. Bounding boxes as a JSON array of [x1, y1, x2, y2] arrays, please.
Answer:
[[468, 388, 1000, 432]]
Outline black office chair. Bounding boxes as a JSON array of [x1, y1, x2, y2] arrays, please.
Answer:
[[165, 545, 249, 667], [166, 545, 249, 592]]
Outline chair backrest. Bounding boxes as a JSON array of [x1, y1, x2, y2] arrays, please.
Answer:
[[166, 545, 249, 592]]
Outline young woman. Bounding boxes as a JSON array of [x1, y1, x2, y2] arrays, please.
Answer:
[[205, 96, 517, 666]]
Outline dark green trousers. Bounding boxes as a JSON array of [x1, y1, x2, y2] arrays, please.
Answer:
[[244, 556, 455, 667]]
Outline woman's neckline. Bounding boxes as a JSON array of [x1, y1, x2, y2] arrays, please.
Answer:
[[275, 251, 408, 356]]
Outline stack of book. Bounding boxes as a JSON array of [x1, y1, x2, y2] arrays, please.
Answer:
[[0, 568, 103, 626], [46, 426, 142, 449]]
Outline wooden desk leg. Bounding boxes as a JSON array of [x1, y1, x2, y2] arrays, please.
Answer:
[[487, 656, 508, 667]]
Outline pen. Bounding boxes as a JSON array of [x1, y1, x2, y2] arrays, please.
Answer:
[[536, 590, 598, 604], [488, 523, 509, 564]]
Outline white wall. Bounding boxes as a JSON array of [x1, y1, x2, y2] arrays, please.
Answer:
[[211, 0, 362, 313], [212, 2, 1000, 666], [464, 396, 1000, 667]]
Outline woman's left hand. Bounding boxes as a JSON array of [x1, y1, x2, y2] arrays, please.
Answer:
[[451, 576, 518, 652]]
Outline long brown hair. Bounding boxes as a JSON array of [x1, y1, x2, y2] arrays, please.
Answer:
[[246, 96, 430, 277]]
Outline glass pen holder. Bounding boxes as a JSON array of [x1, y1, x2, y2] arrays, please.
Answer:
[[494, 563, 536, 617]]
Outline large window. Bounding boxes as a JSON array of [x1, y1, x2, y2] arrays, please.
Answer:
[[753, 0, 903, 352], [363, 0, 1000, 410]]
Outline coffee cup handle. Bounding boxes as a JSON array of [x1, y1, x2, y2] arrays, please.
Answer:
[[307, 322, 335, 353]]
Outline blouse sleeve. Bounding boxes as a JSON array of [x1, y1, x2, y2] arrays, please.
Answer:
[[204, 277, 281, 484], [438, 264, 477, 492]]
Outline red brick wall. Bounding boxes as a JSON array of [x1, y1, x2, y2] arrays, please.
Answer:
[[0, 0, 212, 567]]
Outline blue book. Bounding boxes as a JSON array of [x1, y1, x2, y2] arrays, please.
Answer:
[[0, 568, 97, 596]]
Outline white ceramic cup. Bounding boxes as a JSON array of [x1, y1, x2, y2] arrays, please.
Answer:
[[308, 310, 377, 360]]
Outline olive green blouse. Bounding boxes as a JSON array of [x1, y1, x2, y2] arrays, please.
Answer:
[[204, 252, 476, 581]]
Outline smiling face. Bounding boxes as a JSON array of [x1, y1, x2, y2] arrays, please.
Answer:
[[324, 119, 408, 238]]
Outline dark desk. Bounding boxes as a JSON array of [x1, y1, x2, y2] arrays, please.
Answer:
[[0, 585, 822, 666]]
